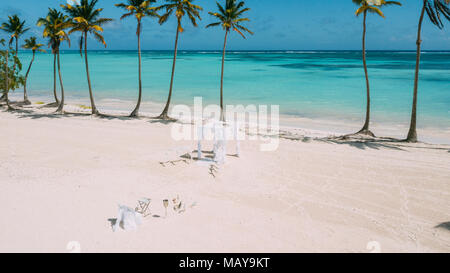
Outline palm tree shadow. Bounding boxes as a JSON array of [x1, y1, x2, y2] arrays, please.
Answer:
[[148, 117, 178, 125], [16, 112, 63, 120], [38, 102, 59, 108], [15, 110, 91, 120], [96, 113, 135, 121], [6, 107, 34, 114], [435, 222, 450, 231], [279, 131, 450, 152], [279, 132, 407, 151], [317, 136, 406, 151], [62, 111, 93, 117], [320, 136, 450, 151], [10, 101, 32, 107]]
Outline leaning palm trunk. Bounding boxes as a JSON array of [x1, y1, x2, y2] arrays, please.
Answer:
[[4, 49, 11, 110], [357, 11, 374, 137], [23, 50, 35, 105], [130, 20, 143, 117], [406, 5, 426, 142], [219, 30, 229, 122], [13, 38, 18, 72], [83, 31, 99, 115], [52, 53, 59, 105], [56, 48, 65, 113], [159, 23, 180, 120]]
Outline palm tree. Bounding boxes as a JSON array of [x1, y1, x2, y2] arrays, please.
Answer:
[[37, 9, 72, 110], [22, 37, 46, 105], [0, 15, 29, 102], [156, 0, 203, 120], [116, 0, 159, 117], [406, 0, 450, 142], [353, 0, 401, 136], [207, 0, 253, 121], [61, 0, 113, 115]]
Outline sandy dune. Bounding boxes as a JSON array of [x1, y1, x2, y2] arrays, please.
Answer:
[[1, 104, 449, 253]]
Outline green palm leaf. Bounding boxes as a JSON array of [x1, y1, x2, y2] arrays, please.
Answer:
[[206, 0, 253, 38], [61, 0, 113, 52]]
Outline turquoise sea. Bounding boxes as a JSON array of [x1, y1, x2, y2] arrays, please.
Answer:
[[13, 50, 450, 134]]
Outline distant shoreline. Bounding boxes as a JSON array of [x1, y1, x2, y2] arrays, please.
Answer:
[[17, 49, 450, 53], [11, 50, 450, 145], [7, 92, 450, 145]]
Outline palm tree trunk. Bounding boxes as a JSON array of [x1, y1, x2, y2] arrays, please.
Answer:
[[53, 53, 59, 105], [12, 37, 18, 75], [23, 50, 35, 105], [220, 30, 229, 122], [158, 23, 180, 120], [130, 20, 142, 117], [406, 4, 426, 143], [56, 48, 65, 113], [357, 10, 374, 137], [84, 31, 99, 115], [4, 49, 11, 110]]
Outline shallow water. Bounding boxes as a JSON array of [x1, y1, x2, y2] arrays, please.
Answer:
[[15, 50, 450, 131]]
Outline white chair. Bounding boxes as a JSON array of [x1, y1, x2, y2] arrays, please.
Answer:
[[197, 121, 241, 164]]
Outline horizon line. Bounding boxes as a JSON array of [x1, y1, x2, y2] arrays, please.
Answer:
[[18, 49, 450, 52]]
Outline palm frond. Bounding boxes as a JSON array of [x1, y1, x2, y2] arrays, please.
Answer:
[[206, 0, 252, 37], [354, 0, 401, 18], [62, 0, 113, 46], [157, 0, 203, 31], [37, 8, 72, 53]]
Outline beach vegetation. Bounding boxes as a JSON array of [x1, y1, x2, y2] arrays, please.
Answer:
[[78, 104, 92, 109], [0, 45, 24, 109], [0, 15, 29, 103]]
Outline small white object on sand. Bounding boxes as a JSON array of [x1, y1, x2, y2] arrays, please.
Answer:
[[113, 205, 143, 232], [213, 122, 226, 164]]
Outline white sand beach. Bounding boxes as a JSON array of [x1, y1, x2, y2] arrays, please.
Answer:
[[1, 102, 449, 253]]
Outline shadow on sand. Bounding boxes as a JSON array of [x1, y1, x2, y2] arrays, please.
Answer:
[[317, 136, 407, 151], [148, 116, 179, 125], [15, 111, 93, 120], [107, 218, 117, 231], [278, 132, 450, 152], [3, 103, 449, 153], [435, 222, 450, 231]]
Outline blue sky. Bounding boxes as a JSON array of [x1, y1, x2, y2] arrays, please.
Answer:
[[1, 0, 449, 50]]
